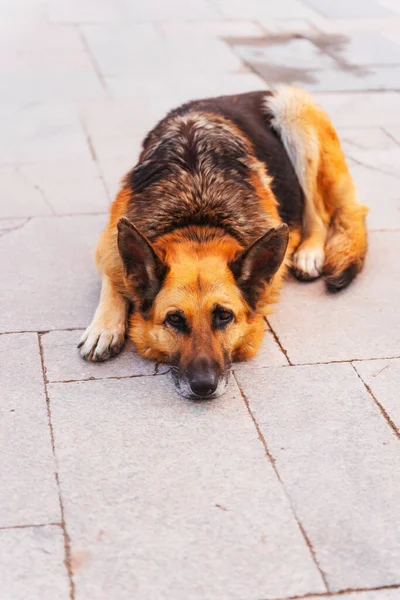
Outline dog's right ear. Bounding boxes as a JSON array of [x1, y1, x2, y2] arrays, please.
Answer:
[[117, 218, 168, 311]]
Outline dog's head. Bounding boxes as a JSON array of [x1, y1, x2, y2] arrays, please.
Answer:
[[118, 218, 288, 399]]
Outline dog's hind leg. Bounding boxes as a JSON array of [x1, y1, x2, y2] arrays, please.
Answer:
[[265, 86, 368, 289], [78, 274, 128, 361]]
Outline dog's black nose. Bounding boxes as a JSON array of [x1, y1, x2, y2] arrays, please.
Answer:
[[187, 357, 219, 398]]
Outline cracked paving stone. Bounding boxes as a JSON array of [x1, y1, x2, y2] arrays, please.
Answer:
[[0, 215, 106, 332]]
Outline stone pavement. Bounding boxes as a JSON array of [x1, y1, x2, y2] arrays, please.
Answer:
[[1, 0, 400, 599]]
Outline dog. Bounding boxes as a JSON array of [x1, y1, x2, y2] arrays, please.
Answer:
[[79, 87, 368, 399]]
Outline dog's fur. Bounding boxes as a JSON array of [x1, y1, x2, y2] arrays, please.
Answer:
[[79, 87, 368, 398]]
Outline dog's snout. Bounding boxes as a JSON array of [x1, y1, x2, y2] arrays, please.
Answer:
[[187, 357, 219, 398]]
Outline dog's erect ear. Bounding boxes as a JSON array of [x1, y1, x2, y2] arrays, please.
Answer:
[[229, 224, 289, 309], [117, 218, 168, 311]]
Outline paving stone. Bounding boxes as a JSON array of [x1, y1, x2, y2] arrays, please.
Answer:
[[0, 218, 31, 237], [159, 20, 265, 40], [302, 0, 395, 18], [269, 232, 400, 364], [234, 327, 288, 375], [0, 166, 53, 218], [0, 215, 106, 332], [41, 330, 156, 382], [19, 162, 109, 215], [354, 358, 400, 432], [384, 123, 400, 145], [105, 72, 268, 102], [234, 37, 337, 71], [213, 0, 320, 20], [339, 127, 398, 153], [0, 103, 92, 164], [331, 31, 400, 65], [347, 164, 400, 230], [49, 376, 325, 600], [0, 526, 69, 600], [121, 0, 219, 20], [0, 333, 60, 526], [47, 0, 125, 23], [82, 24, 243, 79], [0, 24, 105, 102], [315, 92, 400, 127], [236, 362, 400, 591]]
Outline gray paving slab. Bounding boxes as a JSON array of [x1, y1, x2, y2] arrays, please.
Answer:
[[315, 92, 400, 127], [213, 0, 320, 20], [19, 162, 109, 215], [0, 215, 106, 332], [285, 64, 400, 93], [332, 31, 400, 66], [235, 362, 400, 591], [41, 330, 157, 382], [354, 358, 400, 432], [122, 0, 220, 21], [0, 103, 92, 164], [233, 37, 337, 71], [349, 164, 400, 230], [0, 526, 69, 600], [48, 376, 326, 600], [269, 232, 400, 364], [0, 333, 60, 527], [0, 166, 53, 218], [302, 0, 395, 18]]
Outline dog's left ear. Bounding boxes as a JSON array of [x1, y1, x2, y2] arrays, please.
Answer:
[[117, 217, 168, 311], [229, 224, 289, 309]]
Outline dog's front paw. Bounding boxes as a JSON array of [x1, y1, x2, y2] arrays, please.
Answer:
[[293, 245, 324, 281], [78, 323, 126, 362]]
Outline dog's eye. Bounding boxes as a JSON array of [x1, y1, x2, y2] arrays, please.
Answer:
[[165, 312, 186, 330], [213, 308, 234, 328]]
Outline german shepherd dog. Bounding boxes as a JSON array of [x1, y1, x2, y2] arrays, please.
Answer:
[[79, 87, 368, 399]]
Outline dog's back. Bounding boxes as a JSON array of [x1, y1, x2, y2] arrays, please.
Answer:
[[123, 91, 304, 246]]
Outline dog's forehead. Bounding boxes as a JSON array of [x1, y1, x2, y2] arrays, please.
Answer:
[[158, 261, 243, 311]]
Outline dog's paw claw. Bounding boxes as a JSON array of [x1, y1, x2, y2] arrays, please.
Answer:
[[78, 325, 125, 362], [293, 246, 324, 281]]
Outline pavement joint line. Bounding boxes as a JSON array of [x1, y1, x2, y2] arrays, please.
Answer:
[[347, 154, 400, 181], [47, 369, 170, 385], [79, 117, 112, 203], [76, 24, 109, 97], [313, 89, 400, 95], [265, 581, 400, 599], [37, 333, 76, 600], [233, 372, 330, 593], [0, 217, 32, 237], [265, 318, 292, 365], [351, 362, 400, 440], [381, 126, 400, 147], [0, 522, 62, 531]]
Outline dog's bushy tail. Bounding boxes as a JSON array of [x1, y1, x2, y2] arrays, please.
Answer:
[[265, 85, 368, 292], [323, 191, 368, 292]]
